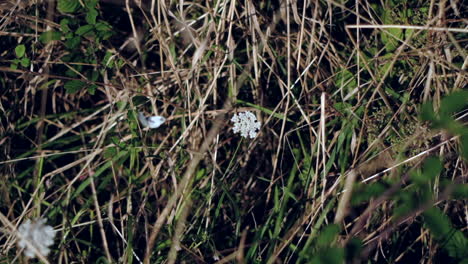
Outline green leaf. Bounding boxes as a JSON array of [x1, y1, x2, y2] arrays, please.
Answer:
[[424, 208, 468, 260], [351, 182, 386, 205], [60, 18, 71, 33], [440, 90, 468, 118], [39, 79, 58, 90], [381, 9, 403, 52], [311, 247, 345, 264], [87, 84, 97, 95], [116, 101, 127, 111], [394, 190, 423, 218], [95, 22, 111, 32], [334, 68, 357, 97], [445, 231, 468, 259], [20, 57, 30, 67], [345, 238, 363, 261], [423, 207, 451, 239], [104, 147, 117, 159], [85, 8, 98, 25], [384, 27, 403, 52], [57, 0, 79, 13], [379, 61, 394, 78], [39, 31, 62, 43], [405, 28, 415, 40], [64, 80, 86, 94], [76, 24, 94, 36], [317, 224, 340, 248], [195, 168, 206, 181], [103, 51, 114, 68], [412, 156, 442, 185], [98, 31, 113, 40], [461, 134, 468, 160], [420, 102, 436, 122], [84, 0, 98, 8], [90, 70, 99, 82], [131, 95, 148, 107], [65, 36, 81, 49], [452, 184, 468, 199], [15, 44, 26, 58], [422, 156, 442, 181]]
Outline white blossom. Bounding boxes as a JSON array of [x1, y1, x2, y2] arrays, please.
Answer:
[[17, 218, 56, 258], [231, 111, 261, 139], [138, 112, 166, 129]]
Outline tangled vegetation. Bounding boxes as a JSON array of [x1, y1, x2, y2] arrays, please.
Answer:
[[0, 0, 467, 263]]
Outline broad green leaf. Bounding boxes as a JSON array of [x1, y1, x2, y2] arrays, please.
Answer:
[[65, 36, 81, 49], [412, 156, 442, 185], [351, 182, 387, 205], [84, 0, 98, 8], [311, 247, 345, 264], [334, 68, 357, 93], [64, 80, 86, 94], [424, 207, 468, 260], [39, 31, 61, 43], [95, 22, 111, 32], [461, 134, 468, 160], [345, 238, 363, 261], [420, 102, 436, 122], [87, 84, 97, 95], [381, 9, 403, 52], [423, 207, 451, 239], [445, 231, 468, 259], [57, 0, 79, 13], [104, 147, 117, 159], [195, 168, 206, 181], [440, 90, 468, 118], [317, 224, 340, 248], [60, 18, 71, 33], [20, 57, 30, 67], [98, 30, 113, 40], [89, 70, 99, 82], [103, 50, 114, 68], [76, 24, 94, 36], [85, 8, 98, 25], [116, 101, 127, 111], [452, 183, 468, 199], [15, 45, 26, 58], [422, 156, 442, 181], [405, 28, 415, 40]]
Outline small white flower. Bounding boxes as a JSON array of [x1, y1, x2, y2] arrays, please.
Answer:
[[231, 111, 261, 139], [138, 112, 166, 129], [17, 217, 56, 258]]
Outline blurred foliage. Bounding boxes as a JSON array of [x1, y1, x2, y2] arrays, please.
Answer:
[[0, 0, 466, 263]]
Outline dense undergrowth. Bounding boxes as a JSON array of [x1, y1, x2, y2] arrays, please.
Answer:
[[0, 0, 467, 263]]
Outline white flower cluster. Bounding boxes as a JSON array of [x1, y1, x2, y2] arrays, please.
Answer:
[[231, 111, 261, 139], [17, 217, 56, 258]]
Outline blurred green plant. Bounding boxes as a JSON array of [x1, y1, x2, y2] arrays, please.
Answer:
[[10, 44, 30, 69], [420, 90, 468, 159]]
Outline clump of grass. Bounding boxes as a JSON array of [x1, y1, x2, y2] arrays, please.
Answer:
[[0, 0, 466, 263]]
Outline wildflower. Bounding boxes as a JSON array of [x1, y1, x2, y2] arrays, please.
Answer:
[[17, 217, 56, 258], [138, 111, 166, 129], [231, 111, 261, 139]]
